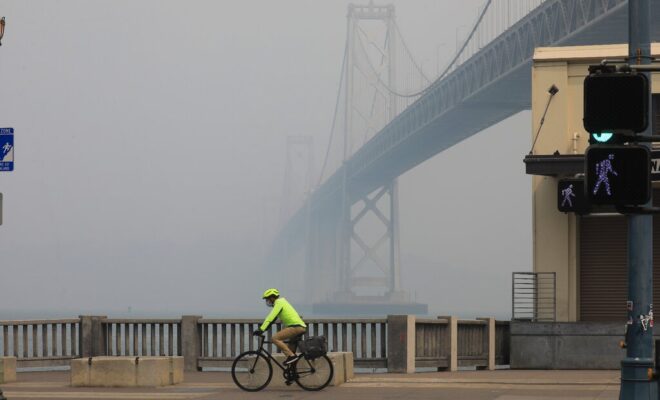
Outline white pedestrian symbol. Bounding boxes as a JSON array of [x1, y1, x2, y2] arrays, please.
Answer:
[[561, 184, 575, 207], [593, 154, 618, 196], [2, 142, 11, 153]]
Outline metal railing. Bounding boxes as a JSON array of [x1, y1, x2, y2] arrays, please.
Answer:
[[102, 319, 182, 357], [0, 319, 80, 367], [512, 272, 556, 321], [197, 318, 387, 369], [0, 315, 511, 371]]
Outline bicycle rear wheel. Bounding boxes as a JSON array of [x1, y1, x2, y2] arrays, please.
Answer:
[[294, 354, 334, 391], [231, 351, 272, 392]]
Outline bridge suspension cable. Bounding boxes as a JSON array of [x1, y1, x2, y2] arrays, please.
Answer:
[[317, 34, 348, 188], [316, 0, 547, 188]]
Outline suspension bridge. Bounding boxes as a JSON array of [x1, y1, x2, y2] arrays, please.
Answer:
[[271, 0, 660, 315]]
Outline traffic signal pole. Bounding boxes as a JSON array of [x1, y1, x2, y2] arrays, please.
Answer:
[[620, 0, 656, 398]]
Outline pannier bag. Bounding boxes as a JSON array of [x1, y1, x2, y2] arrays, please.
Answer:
[[300, 336, 328, 359]]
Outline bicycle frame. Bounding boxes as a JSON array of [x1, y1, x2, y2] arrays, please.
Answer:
[[252, 335, 299, 372]]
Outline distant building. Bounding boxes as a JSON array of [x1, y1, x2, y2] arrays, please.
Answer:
[[528, 43, 660, 323], [512, 43, 660, 369]]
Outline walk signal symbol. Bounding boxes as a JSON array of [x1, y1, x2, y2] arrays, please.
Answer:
[[557, 178, 589, 214], [585, 145, 651, 205]]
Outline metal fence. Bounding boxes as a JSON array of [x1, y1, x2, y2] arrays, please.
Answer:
[[197, 318, 388, 369], [0, 315, 510, 371], [0, 319, 80, 367], [512, 272, 556, 321], [102, 319, 182, 357]]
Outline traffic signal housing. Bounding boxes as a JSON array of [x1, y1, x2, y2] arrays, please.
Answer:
[[583, 72, 649, 134], [558, 178, 589, 214], [585, 145, 651, 205]]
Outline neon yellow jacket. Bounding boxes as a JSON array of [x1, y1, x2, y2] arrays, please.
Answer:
[[260, 297, 306, 331]]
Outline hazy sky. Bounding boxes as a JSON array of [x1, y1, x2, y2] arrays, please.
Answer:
[[0, 1, 531, 319]]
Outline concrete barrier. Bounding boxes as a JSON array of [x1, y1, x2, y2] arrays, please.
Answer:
[[71, 356, 184, 387], [0, 357, 16, 384], [340, 352, 354, 381], [267, 352, 352, 388], [510, 322, 624, 369]]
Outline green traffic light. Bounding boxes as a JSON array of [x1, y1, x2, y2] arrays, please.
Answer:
[[591, 132, 614, 143]]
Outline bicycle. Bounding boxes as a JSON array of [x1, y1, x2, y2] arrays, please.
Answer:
[[231, 333, 334, 391]]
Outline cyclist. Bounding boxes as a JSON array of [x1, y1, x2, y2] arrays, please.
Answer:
[[253, 288, 307, 366]]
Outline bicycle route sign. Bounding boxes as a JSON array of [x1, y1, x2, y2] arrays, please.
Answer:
[[0, 128, 14, 171]]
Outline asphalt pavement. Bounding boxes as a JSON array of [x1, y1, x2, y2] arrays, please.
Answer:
[[0, 369, 620, 399]]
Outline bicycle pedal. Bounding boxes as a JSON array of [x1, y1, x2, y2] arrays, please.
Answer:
[[285, 380, 293, 386]]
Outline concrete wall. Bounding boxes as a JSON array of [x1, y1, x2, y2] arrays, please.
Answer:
[[510, 322, 627, 369], [0, 357, 16, 384], [71, 356, 184, 387], [530, 44, 660, 322]]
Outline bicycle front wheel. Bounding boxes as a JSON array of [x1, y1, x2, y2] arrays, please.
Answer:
[[231, 351, 272, 392], [294, 354, 334, 391]]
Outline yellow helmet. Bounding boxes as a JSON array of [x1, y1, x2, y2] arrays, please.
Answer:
[[262, 288, 280, 298]]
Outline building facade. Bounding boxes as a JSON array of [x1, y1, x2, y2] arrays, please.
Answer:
[[530, 43, 660, 322]]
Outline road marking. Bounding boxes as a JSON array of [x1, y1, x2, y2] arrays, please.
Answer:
[[2, 392, 209, 399], [343, 382, 619, 391], [162, 382, 235, 388], [350, 377, 619, 386], [2, 382, 69, 388]]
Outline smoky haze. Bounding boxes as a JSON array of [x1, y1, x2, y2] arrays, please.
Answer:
[[0, 1, 531, 320]]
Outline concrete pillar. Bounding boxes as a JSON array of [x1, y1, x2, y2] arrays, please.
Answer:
[[477, 317, 496, 370], [180, 315, 202, 372], [386, 315, 415, 373], [79, 316, 107, 357], [438, 316, 458, 371], [0, 357, 17, 383]]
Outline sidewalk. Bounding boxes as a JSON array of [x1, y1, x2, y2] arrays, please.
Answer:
[[0, 369, 621, 399]]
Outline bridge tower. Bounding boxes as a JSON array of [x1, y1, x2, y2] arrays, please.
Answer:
[[309, 2, 423, 314]]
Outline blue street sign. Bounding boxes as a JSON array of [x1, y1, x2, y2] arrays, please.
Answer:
[[0, 128, 14, 171]]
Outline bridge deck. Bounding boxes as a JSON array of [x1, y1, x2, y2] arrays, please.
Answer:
[[276, 0, 660, 249]]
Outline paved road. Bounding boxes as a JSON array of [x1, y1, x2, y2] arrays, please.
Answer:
[[1, 370, 620, 399]]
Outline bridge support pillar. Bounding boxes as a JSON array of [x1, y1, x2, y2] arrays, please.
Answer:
[[333, 178, 405, 302]]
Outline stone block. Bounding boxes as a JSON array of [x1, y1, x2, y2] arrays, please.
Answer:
[[341, 352, 354, 381], [70, 358, 89, 386], [71, 356, 184, 387], [71, 357, 137, 387], [0, 357, 17, 383], [327, 353, 344, 386], [136, 357, 170, 386], [169, 356, 184, 384]]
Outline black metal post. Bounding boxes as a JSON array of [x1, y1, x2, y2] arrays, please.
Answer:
[[0, 15, 6, 400], [619, 0, 656, 398]]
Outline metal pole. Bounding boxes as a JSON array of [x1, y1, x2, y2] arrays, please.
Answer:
[[620, 0, 656, 398], [0, 14, 6, 400]]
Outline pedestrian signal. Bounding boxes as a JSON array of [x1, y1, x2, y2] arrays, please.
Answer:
[[557, 178, 589, 214], [585, 145, 651, 205], [588, 131, 626, 145], [583, 72, 649, 134]]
